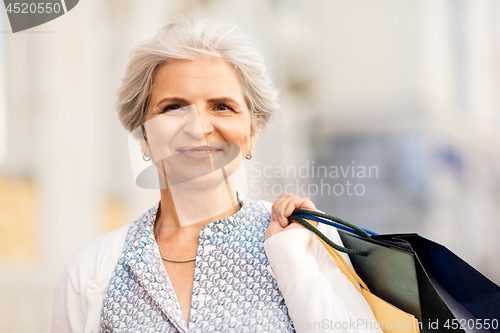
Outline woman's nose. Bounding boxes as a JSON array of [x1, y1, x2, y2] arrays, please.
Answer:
[[183, 106, 213, 140]]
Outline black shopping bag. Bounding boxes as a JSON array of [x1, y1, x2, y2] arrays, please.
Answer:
[[290, 210, 500, 333], [373, 234, 500, 333]]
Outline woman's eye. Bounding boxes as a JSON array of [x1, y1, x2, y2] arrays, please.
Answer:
[[215, 104, 234, 112], [163, 104, 182, 113]]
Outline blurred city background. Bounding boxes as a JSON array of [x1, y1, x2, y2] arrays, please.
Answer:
[[1, 0, 499, 331]]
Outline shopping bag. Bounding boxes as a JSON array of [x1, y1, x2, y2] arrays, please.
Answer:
[[373, 234, 500, 333], [338, 230, 465, 333], [290, 210, 500, 333], [307, 220, 420, 333]]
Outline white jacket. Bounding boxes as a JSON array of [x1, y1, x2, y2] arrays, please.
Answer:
[[51, 223, 130, 333], [51, 202, 381, 333]]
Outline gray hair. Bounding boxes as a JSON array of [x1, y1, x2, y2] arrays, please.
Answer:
[[116, 15, 279, 133]]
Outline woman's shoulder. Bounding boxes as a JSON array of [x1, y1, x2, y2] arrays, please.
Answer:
[[242, 196, 272, 214], [258, 199, 272, 214], [52, 206, 158, 332], [240, 197, 273, 228], [52, 223, 136, 333], [62, 223, 132, 283], [63, 203, 159, 279]]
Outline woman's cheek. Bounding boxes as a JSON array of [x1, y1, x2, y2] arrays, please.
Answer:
[[145, 122, 180, 161]]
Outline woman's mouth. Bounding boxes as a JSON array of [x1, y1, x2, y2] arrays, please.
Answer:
[[178, 149, 212, 154], [176, 146, 223, 158]]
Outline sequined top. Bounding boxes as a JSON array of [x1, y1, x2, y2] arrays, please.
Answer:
[[99, 197, 294, 332]]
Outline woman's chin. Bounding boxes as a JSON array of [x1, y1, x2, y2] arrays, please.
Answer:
[[167, 168, 228, 189]]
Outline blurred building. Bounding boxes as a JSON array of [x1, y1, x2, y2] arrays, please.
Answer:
[[0, 0, 499, 331]]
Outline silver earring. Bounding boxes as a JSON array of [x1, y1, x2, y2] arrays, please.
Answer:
[[143, 152, 151, 162]]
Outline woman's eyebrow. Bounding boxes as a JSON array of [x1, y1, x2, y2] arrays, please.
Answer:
[[155, 97, 189, 106], [154, 97, 242, 108], [208, 97, 241, 108]]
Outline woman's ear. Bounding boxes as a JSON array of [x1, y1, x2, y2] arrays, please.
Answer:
[[255, 114, 261, 132], [249, 114, 260, 151], [139, 137, 150, 158], [251, 131, 257, 149], [141, 124, 149, 145], [248, 130, 258, 157], [139, 124, 151, 159]]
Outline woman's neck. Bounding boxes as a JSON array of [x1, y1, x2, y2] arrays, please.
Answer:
[[154, 177, 241, 240]]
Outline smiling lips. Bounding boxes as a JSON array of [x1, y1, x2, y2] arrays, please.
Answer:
[[177, 145, 223, 158]]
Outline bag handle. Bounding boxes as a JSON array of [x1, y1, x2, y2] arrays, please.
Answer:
[[301, 218, 370, 293], [293, 213, 378, 237], [288, 213, 368, 257], [292, 209, 374, 238]]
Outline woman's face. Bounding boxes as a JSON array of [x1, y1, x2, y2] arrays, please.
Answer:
[[143, 56, 256, 186]]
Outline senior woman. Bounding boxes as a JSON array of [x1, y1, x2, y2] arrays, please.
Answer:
[[52, 16, 381, 333]]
